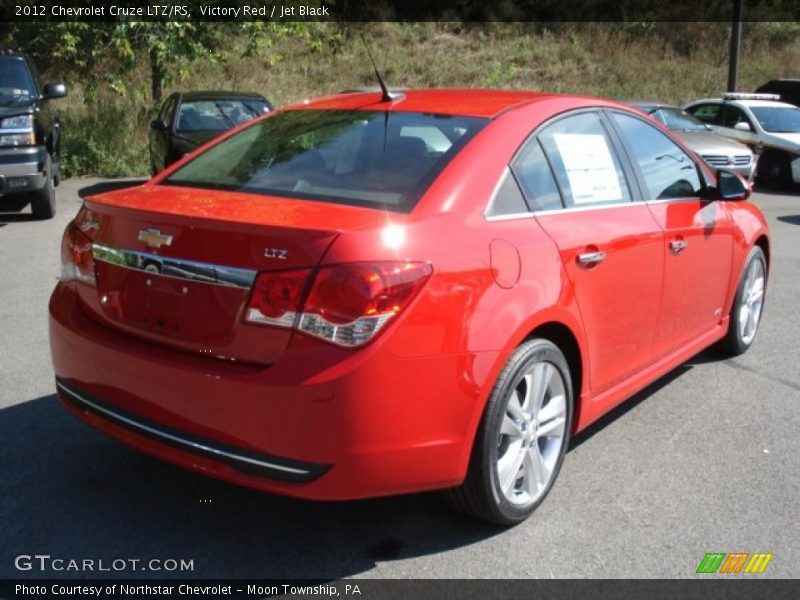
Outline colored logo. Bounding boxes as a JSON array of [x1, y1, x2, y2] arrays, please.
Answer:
[[696, 552, 773, 574]]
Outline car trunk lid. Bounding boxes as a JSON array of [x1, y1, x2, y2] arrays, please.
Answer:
[[74, 184, 387, 365]]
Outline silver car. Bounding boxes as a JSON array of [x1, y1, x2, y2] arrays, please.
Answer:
[[628, 102, 754, 179]]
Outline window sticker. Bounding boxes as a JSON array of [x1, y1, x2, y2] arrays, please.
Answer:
[[552, 133, 623, 204]]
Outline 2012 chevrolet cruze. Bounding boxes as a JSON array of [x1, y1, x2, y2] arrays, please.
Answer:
[[50, 89, 770, 525]]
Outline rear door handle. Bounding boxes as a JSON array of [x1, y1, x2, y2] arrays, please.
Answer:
[[577, 251, 607, 266], [669, 239, 689, 255]]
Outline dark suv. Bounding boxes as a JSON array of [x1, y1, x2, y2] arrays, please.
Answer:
[[755, 79, 800, 108], [0, 50, 67, 219]]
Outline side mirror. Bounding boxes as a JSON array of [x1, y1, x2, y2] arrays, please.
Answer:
[[150, 119, 168, 131], [715, 169, 751, 201], [43, 82, 67, 99], [733, 121, 752, 132]]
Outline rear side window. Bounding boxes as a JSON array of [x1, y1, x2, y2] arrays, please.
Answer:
[[486, 171, 528, 217], [537, 112, 632, 208], [165, 110, 487, 213], [510, 140, 563, 211], [611, 112, 703, 200], [687, 103, 722, 124]]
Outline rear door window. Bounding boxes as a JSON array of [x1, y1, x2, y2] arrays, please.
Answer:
[[687, 103, 723, 125], [536, 112, 632, 208], [510, 140, 563, 211]]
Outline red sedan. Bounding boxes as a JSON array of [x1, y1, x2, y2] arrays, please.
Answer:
[[50, 89, 769, 525]]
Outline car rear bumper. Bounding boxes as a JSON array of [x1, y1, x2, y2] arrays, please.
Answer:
[[49, 282, 490, 500], [0, 146, 47, 197]]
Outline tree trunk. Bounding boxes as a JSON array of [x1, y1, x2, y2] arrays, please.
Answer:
[[149, 48, 164, 103]]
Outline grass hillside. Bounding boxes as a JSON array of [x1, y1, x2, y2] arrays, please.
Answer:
[[46, 22, 800, 177]]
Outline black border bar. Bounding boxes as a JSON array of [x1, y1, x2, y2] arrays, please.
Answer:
[[3, 0, 800, 22]]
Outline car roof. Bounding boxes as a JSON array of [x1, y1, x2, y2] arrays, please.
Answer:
[[689, 97, 796, 109], [179, 90, 267, 100], [296, 88, 569, 118], [626, 101, 682, 112]]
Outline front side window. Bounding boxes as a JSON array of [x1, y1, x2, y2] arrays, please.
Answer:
[[537, 112, 632, 208], [612, 112, 703, 200], [749, 106, 800, 133], [165, 110, 487, 213], [721, 106, 755, 130]]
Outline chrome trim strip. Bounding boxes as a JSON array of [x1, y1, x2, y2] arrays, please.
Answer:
[[485, 212, 536, 222], [0, 128, 34, 135], [92, 243, 257, 289], [57, 381, 312, 477]]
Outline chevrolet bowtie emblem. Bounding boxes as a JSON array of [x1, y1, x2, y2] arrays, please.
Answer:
[[138, 228, 173, 249]]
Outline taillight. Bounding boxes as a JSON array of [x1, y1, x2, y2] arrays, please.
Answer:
[[245, 268, 312, 327], [60, 221, 96, 286], [245, 262, 432, 347]]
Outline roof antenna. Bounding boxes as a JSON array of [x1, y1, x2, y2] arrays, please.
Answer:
[[359, 32, 401, 102]]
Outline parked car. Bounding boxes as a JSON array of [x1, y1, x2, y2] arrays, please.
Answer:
[[684, 93, 800, 189], [51, 89, 769, 525], [755, 79, 800, 107], [0, 50, 67, 218], [627, 101, 754, 178], [149, 90, 272, 174]]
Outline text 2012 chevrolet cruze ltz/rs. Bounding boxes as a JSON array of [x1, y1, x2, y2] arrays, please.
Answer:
[[50, 89, 769, 525]]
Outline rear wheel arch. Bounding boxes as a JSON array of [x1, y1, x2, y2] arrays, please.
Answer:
[[755, 235, 770, 273], [524, 322, 584, 433]]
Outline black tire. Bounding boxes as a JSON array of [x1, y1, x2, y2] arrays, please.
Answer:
[[52, 159, 61, 187], [719, 246, 767, 356], [757, 151, 792, 190], [30, 155, 56, 220], [446, 339, 573, 526]]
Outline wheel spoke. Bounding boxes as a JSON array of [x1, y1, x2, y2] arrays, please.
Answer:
[[506, 390, 525, 422], [538, 393, 566, 425], [523, 446, 549, 493], [749, 276, 764, 303], [739, 304, 750, 337], [746, 308, 756, 337], [498, 443, 526, 495], [526, 362, 553, 416], [501, 413, 523, 438], [537, 415, 566, 439]]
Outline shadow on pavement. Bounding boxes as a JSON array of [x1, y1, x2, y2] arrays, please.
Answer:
[[78, 179, 148, 200], [0, 394, 503, 580], [570, 363, 693, 450], [777, 215, 800, 226]]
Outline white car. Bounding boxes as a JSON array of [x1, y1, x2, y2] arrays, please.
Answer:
[[684, 93, 800, 188]]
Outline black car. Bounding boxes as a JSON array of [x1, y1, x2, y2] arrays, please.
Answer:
[[149, 90, 272, 174], [755, 79, 800, 108], [0, 50, 67, 219]]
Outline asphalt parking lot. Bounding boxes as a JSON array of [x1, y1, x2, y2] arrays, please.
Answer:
[[1, 178, 798, 579]]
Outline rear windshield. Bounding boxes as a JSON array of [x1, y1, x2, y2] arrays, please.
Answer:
[[164, 109, 487, 212], [176, 99, 270, 131], [657, 107, 708, 132]]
